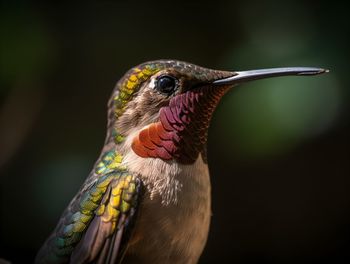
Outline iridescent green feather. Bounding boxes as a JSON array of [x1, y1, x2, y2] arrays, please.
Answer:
[[35, 150, 142, 264]]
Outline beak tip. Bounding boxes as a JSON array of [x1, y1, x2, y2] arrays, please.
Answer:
[[298, 68, 330, 76], [316, 68, 330, 74]]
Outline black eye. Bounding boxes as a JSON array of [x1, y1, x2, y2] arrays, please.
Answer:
[[155, 75, 177, 95]]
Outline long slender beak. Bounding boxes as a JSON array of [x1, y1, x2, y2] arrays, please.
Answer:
[[213, 67, 329, 85]]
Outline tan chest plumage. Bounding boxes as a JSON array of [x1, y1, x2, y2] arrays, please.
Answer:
[[122, 153, 211, 264]]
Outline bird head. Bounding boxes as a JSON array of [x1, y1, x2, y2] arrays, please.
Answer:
[[107, 60, 327, 165]]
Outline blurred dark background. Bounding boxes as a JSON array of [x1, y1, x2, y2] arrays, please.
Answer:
[[1, 1, 349, 263]]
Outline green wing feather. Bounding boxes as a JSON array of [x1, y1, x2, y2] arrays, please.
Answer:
[[35, 153, 143, 264]]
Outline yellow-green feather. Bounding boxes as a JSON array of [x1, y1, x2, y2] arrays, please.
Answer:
[[114, 64, 161, 118], [43, 150, 141, 263]]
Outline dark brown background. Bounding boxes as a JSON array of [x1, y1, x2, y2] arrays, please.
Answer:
[[1, 1, 349, 263]]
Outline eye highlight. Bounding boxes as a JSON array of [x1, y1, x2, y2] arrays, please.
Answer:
[[155, 75, 178, 95]]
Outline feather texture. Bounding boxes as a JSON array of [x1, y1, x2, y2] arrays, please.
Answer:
[[35, 161, 143, 264], [131, 86, 229, 164]]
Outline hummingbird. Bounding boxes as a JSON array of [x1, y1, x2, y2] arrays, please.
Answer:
[[36, 60, 327, 264]]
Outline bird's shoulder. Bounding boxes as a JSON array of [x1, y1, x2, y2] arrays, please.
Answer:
[[36, 150, 144, 263]]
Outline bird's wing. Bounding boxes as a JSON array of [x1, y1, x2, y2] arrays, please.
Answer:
[[36, 171, 143, 264]]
